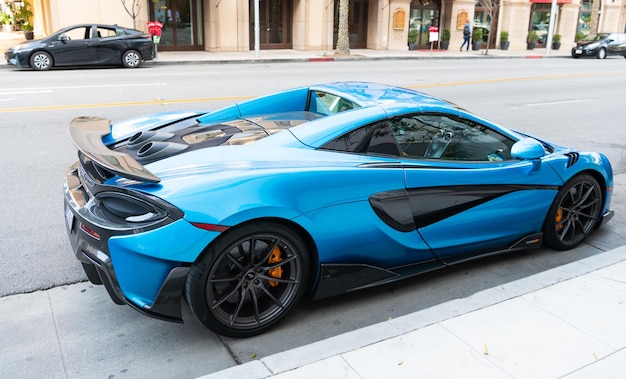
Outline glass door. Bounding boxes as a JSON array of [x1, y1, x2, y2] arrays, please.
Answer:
[[250, 0, 293, 49], [409, 0, 440, 50], [150, 0, 203, 51], [530, 4, 551, 48]]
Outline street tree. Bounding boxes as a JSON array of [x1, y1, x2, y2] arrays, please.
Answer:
[[336, 0, 350, 55], [121, 0, 142, 29], [589, 0, 599, 35], [477, 0, 498, 55]]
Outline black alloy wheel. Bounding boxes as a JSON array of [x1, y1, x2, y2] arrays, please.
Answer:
[[186, 221, 310, 337], [543, 174, 602, 250], [30, 51, 52, 71]]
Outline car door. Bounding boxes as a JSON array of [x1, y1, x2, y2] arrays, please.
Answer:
[[317, 117, 439, 269], [92, 26, 124, 64], [390, 109, 563, 264], [48, 26, 97, 66], [609, 33, 626, 56]]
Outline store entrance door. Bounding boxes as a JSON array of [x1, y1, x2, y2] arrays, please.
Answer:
[[249, 0, 293, 49], [150, 0, 204, 51], [409, 0, 440, 49]]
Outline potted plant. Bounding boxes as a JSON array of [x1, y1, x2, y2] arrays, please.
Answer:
[[0, 10, 14, 33], [440, 29, 450, 50], [408, 29, 418, 50], [472, 28, 483, 51], [22, 22, 34, 40], [575, 31, 585, 42], [499, 31, 509, 50], [16, 3, 33, 39], [527, 30, 538, 50], [552, 33, 561, 50]]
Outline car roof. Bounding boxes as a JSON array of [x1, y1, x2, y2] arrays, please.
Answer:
[[284, 82, 460, 148], [308, 81, 452, 108], [55, 24, 140, 33]]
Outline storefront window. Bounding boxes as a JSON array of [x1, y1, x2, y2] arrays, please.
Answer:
[[409, 0, 440, 48], [578, 0, 592, 36], [530, 3, 551, 46], [473, 9, 490, 44], [150, 0, 203, 50]]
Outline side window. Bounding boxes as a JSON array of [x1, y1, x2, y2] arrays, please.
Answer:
[[320, 121, 400, 156], [390, 114, 515, 161], [62, 26, 91, 40], [307, 91, 360, 116], [96, 27, 117, 38]]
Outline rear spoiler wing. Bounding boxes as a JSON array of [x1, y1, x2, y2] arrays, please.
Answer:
[[69, 116, 160, 183]]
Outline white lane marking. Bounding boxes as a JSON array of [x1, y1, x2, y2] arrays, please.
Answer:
[[0, 90, 53, 96], [523, 99, 594, 107], [0, 82, 165, 95]]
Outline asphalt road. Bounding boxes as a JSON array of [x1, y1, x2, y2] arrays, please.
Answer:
[[1, 59, 626, 375]]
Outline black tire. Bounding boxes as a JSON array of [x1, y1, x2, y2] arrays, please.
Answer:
[[122, 50, 142, 68], [29, 51, 52, 71], [186, 221, 310, 337], [597, 48, 606, 59], [543, 174, 602, 250]]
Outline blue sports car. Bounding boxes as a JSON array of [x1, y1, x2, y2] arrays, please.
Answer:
[[64, 82, 614, 337]]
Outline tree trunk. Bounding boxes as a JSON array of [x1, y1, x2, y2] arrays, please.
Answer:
[[590, 0, 599, 35], [336, 0, 350, 55]]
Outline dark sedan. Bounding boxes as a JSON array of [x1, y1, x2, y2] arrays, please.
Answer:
[[5, 24, 155, 70], [571, 32, 626, 59]]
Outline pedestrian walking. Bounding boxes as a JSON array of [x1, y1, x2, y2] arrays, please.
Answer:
[[460, 20, 472, 51]]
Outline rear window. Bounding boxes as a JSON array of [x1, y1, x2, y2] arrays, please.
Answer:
[[307, 91, 360, 116]]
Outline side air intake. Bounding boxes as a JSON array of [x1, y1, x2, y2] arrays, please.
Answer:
[[565, 152, 579, 168]]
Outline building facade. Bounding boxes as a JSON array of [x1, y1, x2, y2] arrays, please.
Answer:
[[3, 0, 626, 52]]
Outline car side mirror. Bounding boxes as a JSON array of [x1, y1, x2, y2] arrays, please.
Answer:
[[511, 138, 546, 160], [59, 35, 69, 42]]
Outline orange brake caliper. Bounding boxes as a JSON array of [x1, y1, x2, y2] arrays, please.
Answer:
[[267, 246, 283, 287], [555, 208, 564, 231]]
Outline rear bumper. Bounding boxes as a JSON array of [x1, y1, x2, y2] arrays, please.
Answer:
[[63, 164, 193, 323], [80, 247, 189, 322], [66, 195, 190, 322]]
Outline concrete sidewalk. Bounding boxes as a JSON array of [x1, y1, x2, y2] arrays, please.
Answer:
[[200, 247, 626, 379]]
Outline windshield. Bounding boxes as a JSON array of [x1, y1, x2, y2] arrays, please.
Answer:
[[584, 33, 609, 42]]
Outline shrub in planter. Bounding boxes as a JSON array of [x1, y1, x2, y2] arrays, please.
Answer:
[[527, 31, 538, 50], [499, 31, 509, 50], [408, 29, 418, 50], [23, 23, 34, 40], [440, 29, 450, 50], [575, 32, 585, 42], [472, 28, 483, 51], [552, 33, 561, 50], [0, 11, 14, 32]]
